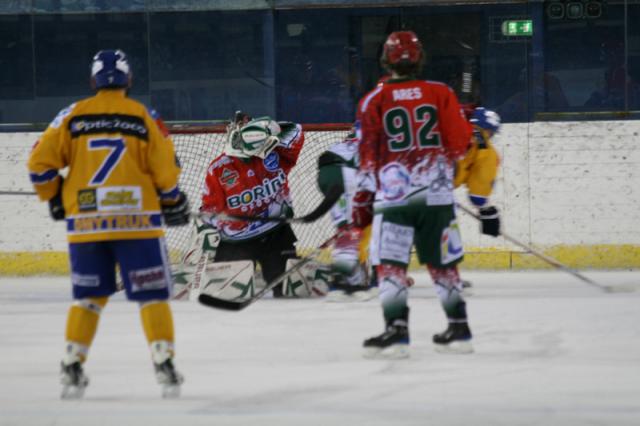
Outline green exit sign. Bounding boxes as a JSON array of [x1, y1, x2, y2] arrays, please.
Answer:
[[501, 20, 533, 36]]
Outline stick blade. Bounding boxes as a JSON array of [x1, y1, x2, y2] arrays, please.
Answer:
[[602, 283, 640, 294], [198, 293, 248, 311]]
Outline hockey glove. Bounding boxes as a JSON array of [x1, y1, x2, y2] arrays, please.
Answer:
[[161, 192, 191, 227], [479, 206, 500, 237], [48, 184, 65, 221], [352, 190, 375, 228]]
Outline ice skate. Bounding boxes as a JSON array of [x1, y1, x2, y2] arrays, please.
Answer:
[[326, 272, 378, 302], [155, 358, 184, 398], [433, 322, 474, 354], [326, 284, 378, 302], [461, 279, 474, 296], [363, 322, 410, 359], [60, 361, 89, 400]]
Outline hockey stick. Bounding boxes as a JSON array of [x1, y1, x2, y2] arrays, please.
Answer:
[[196, 186, 342, 224], [198, 231, 340, 311], [456, 204, 632, 293], [0, 190, 36, 196], [456, 39, 476, 105]]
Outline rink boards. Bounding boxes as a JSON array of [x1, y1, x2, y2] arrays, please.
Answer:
[[1, 120, 639, 274]]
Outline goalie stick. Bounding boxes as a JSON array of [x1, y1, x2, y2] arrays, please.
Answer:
[[198, 231, 340, 311], [456, 204, 634, 293]]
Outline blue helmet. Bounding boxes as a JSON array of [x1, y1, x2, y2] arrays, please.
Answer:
[[91, 49, 131, 89], [470, 107, 501, 133]]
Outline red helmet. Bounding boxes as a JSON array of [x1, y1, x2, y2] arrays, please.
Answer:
[[382, 31, 423, 65]]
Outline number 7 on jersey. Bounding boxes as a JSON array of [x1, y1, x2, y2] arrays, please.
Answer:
[[88, 137, 126, 185]]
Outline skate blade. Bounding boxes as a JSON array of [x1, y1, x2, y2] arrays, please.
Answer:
[[434, 340, 474, 354], [363, 344, 410, 359], [325, 291, 353, 302], [162, 384, 181, 399], [61, 385, 86, 400]]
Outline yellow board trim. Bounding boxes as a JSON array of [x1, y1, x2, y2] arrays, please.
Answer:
[[1, 245, 639, 275], [0, 252, 69, 275]]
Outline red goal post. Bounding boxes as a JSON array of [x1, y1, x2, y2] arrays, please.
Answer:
[[165, 122, 353, 263]]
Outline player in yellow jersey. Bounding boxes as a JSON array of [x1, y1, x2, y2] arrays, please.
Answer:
[[455, 107, 501, 237], [27, 50, 190, 399], [452, 107, 501, 294]]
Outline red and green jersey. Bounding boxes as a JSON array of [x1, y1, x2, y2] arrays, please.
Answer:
[[357, 78, 472, 208], [201, 122, 304, 241]]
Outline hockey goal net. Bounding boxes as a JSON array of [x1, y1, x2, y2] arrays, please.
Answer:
[[166, 123, 352, 263]]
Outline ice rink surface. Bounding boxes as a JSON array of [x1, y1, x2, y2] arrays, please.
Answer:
[[1, 270, 639, 426]]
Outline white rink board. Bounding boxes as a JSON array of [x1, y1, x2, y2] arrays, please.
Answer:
[[1, 120, 640, 252], [0, 271, 639, 426]]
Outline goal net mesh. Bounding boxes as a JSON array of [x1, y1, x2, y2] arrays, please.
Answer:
[[166, 123, 352, 263]]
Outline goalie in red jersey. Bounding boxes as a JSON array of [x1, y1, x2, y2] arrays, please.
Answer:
[[354, 31, 475, 358], [196, 111, 305, 298]]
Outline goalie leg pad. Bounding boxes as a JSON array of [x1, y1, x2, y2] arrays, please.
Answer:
[[282, 259, 331, 297], [198, 260, 256, 302], [181, 218, 220, 266], [171, 263, 197, 301]]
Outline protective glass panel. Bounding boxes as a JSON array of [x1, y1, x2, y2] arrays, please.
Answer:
[[543, 0, 628, 115], [31, 13, 148, 122], [149, 10, 274, 121], [0, 15, 34, 123]]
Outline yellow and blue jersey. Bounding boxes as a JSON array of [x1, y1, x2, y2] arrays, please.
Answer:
[[454, 131, 500, 207], [28, 90, 181, 243]]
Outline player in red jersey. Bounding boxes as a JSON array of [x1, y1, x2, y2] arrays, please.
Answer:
[[200, 112, 304, 297], [354, 31, 474, 358]]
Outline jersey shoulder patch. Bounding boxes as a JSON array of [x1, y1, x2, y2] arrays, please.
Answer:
[[49, 103, 77, 129], [146, 106, 161, 120], [210, 154, 233, 171]]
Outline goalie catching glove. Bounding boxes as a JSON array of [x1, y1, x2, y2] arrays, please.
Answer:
[[227, 115, 281, 159]]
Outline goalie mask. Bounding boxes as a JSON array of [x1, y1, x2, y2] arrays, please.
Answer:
[[226, 114, 281, 159]]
